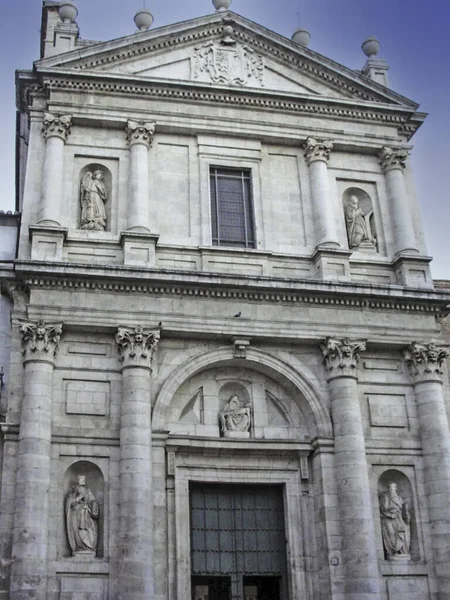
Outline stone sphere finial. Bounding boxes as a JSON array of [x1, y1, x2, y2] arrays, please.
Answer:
[[213, 0, 232, 12], [58, 0, 78, 24], [292, 27, 311, 47], [134, 7, 154, 31], [362, 36, 381, 58]]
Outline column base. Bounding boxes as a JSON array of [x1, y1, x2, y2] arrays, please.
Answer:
[[29, 224, 68, 261], [312, 247, 351, 282], [392, 254, 433, 289], [120, 231, 160, 267]]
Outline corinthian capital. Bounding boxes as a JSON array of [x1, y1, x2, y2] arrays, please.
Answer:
[[116, 325, 160, 369], [379, 146, 409, 172], [404, 342, 449, 384], [42, 112, 72, 142], [126, 120, 156, 148], [20, 319, 63, 363], [304, 137, 333, 165], [321, 337, 366, 380]]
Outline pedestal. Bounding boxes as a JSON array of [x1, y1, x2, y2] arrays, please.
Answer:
[[120, 231, 159, 268], [29, 224, 68, 261], [312, 247, 351, 282]]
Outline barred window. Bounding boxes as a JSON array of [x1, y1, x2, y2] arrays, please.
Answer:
[[210, 167, 256, 249]]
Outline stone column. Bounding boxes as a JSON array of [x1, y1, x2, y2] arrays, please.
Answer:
[[379, 146, 418, 256], [125, 120, 156, 232], [40, 112, 72, 225], [304, 137, 339, 249], [321, 338, 381, 600], [10, 320, 62, 600], [404, 342, 450, 596], [116, 325, 160, 600]]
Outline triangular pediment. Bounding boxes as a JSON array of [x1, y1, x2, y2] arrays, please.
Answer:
[[36, 12, 418, 108]]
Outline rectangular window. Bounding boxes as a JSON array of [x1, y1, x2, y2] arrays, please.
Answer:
[[210, 167, 256, 249]]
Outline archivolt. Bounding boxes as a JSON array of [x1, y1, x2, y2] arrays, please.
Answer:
[[152, 346, 332, 438]]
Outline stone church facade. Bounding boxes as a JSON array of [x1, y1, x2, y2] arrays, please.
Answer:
[[1, 1, 450, 599]]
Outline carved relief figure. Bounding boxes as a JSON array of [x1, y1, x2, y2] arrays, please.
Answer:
[[344, 195, 376, 250], [80, 170, 107, 231], [66, 475, 99, 556], [192, 41, 264, 87], [379, 482, 411, 559], [219, 394, 251, 434]]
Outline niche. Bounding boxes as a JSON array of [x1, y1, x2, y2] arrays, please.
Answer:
[[78, 164, 112, 232], [63, 460, 105, 559], [342, 187, 377, 252], [218, 381, 252, 438], [378, 469, 419, 561]]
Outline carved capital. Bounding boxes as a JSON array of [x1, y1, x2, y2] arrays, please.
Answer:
[[304, 137, 333, 165], [403, 342, 449, 384], [20, 319, 63, 363], [116, 325, 160, 370], [42, 112, 72, 142], [379, 146, 409, 172], [321, 337, 366, 380], [126, 120, 156, 148]]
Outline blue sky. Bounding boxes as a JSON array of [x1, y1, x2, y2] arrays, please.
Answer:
[[1, 0, 449, 278]]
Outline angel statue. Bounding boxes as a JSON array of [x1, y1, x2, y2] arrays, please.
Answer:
[[80, 170, 107, 231]]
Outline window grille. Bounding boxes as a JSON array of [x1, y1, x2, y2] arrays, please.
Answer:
[[210, 168, 256, 249]]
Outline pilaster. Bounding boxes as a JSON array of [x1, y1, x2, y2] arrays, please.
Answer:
[[10, 320, 62, 600], [379, 146, 419, 258], [321, 337, 381, 599], [403, 342, 450, 597], [116, 325, 160, 600], [304, 138, 349, 282]]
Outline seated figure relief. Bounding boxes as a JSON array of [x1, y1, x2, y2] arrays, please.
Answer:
[[379, 482, 411, 560], [344, 195, 377, 251], [66, 474, 99, 557], [80, 170, 107, 231], [219, 394, 251, 438]]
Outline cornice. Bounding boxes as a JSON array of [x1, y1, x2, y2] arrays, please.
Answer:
[[14, 264, 450, 315], [38, 75, 416, 135]]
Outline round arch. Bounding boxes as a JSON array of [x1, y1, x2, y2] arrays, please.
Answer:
[[152, 346, 332, 438]]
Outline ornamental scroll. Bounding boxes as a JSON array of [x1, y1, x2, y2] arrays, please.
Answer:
[[191, 41, 264, 87]]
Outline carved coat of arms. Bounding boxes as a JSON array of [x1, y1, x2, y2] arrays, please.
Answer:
[[192, 41, 264, 87]]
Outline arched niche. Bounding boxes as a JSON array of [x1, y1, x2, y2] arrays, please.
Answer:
[[171, 366, 306, 439], [342, 187, 377, 252], [63, 460, 105, 559], [152, 347, 333, 439], [78, 164, 112, 232], [378, 469, 419, 561]]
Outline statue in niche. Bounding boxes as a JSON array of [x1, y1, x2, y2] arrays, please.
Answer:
[[66, 474, 99, 556], [80, 170, 107, 231], [219, 394, 251, 438], [344, 195, 376, 251], [379, 482, 411, 560]]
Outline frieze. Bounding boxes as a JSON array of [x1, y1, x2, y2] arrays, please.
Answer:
[[24, 277, 445, 314], [192, 40, 264, 87], [42, 78, 410, 129]]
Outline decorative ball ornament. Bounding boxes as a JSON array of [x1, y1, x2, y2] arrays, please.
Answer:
[[58, 0, 78, 23], [362, 36, 381, 58], [292, 27, 311, 47], [213, 0, 232, 12], [134, 7, 154, 31]]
